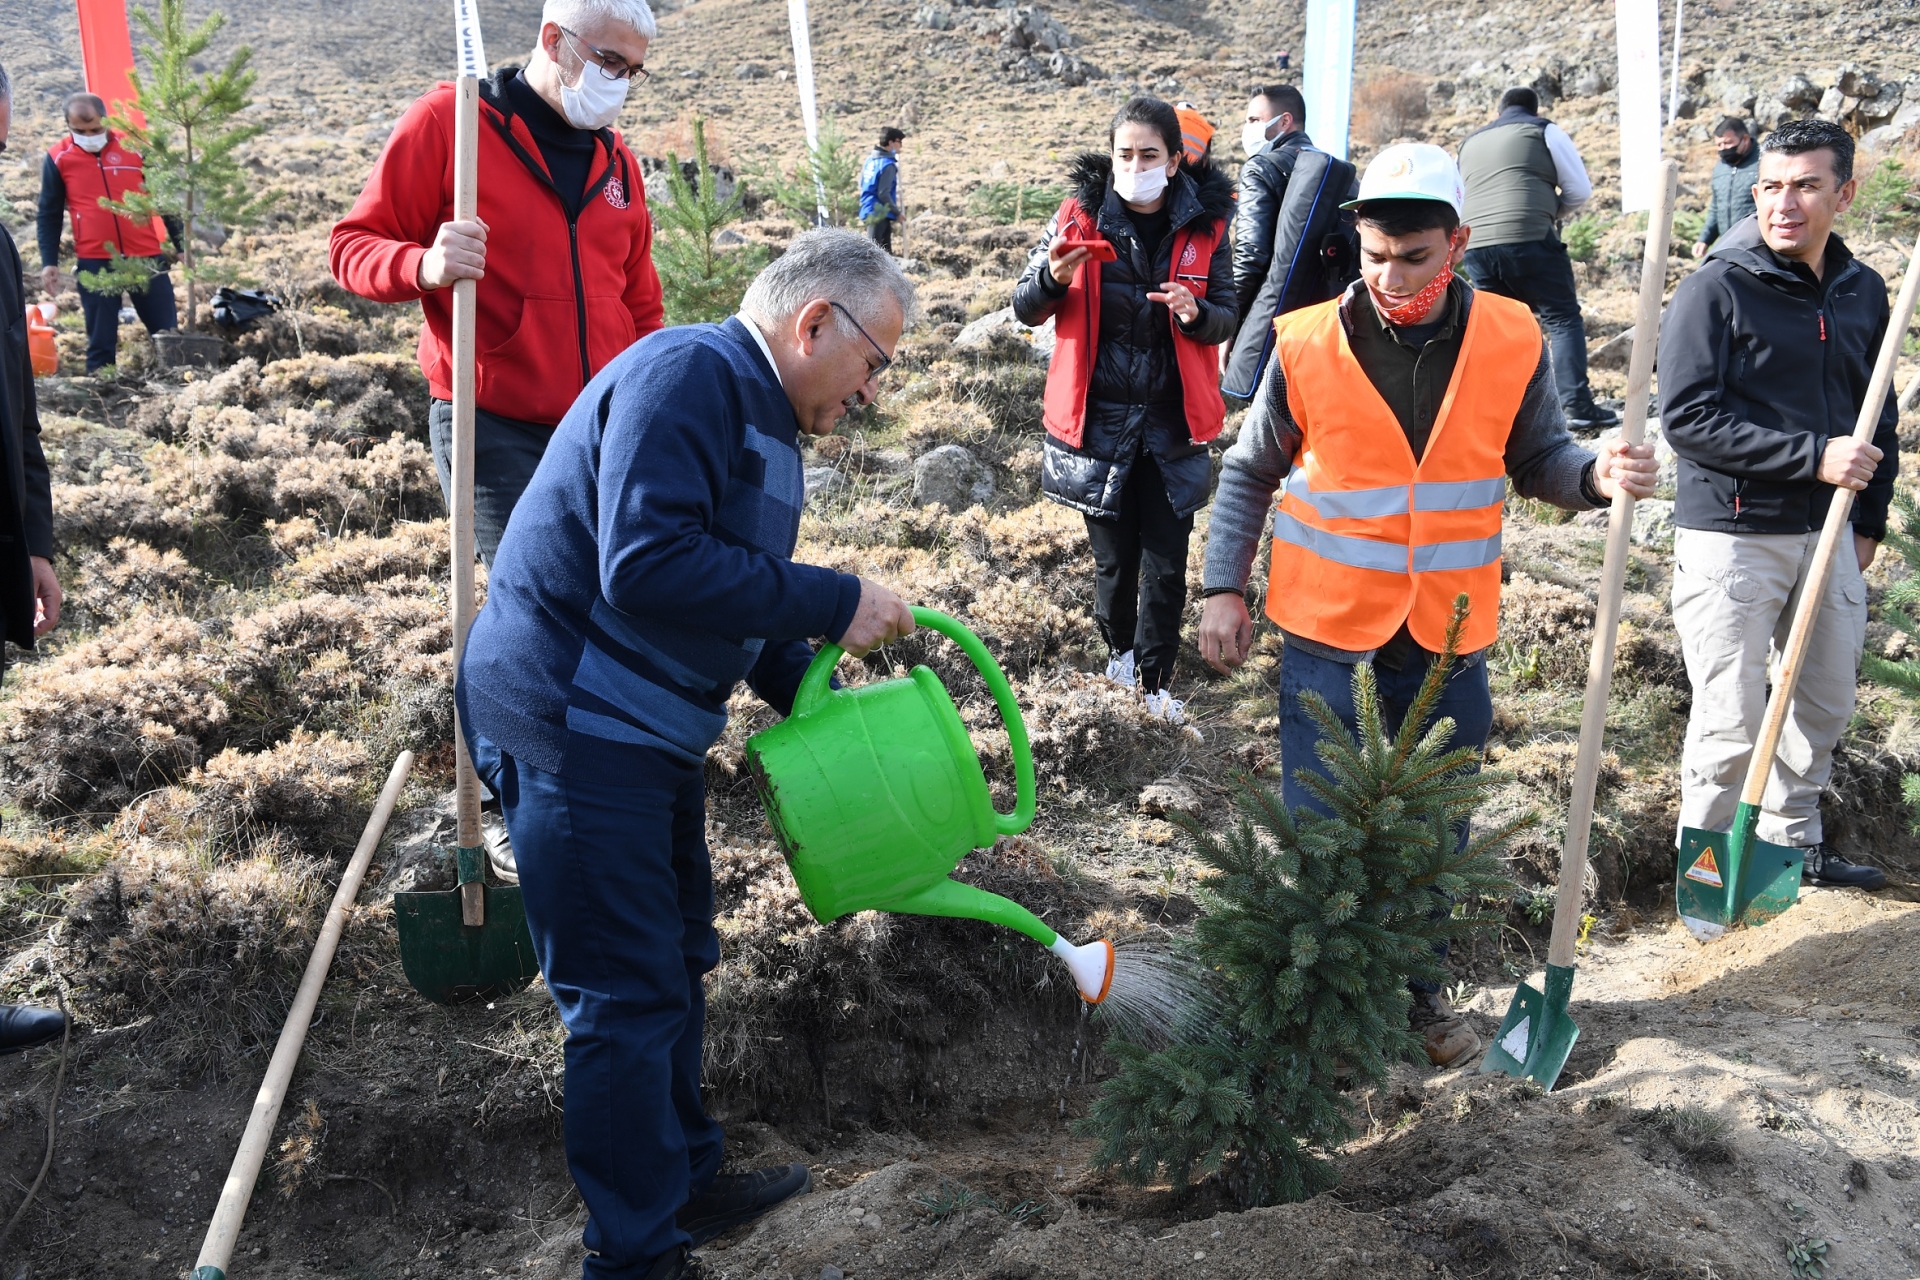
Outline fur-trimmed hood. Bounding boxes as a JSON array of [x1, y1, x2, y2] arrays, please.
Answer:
[[1063, 151, 1236, 234]]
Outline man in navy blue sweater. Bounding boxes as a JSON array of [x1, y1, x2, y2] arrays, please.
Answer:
[[461, 229, 918, 1280]]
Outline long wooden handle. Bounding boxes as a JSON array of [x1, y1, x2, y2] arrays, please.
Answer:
[[192, 753, 415, 1280], [449, 74, 485, 926], [1546, 162, 1678, 969], [1737, 231, 1920, 809]]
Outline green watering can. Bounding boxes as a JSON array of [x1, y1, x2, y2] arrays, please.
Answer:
[[746, 607, 1114, 1004]]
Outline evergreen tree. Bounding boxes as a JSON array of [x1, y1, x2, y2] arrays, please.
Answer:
[[653, 117, 768, 325], [1861, 489, 1920, 825], [755, 113, 861, 229], [85, 0, 270, 330], [1082, 599, 1522, 1206]]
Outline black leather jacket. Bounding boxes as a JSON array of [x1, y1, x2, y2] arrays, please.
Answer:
[[1012, 154, 1237, 519], [1230, 129, 1314, 328]]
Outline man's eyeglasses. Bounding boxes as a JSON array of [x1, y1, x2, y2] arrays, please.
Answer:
[[559, 26, 649, 82], [830, 301, 892, 383]]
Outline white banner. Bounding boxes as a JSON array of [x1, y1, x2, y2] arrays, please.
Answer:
[[1302, 0, 1355, 161], [1616, 0, 1663, 212], [787, 0, 829, 224], [453, 0, 488, 79]]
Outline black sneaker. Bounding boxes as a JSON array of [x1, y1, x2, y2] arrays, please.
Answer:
[[1802, 845, 1888, 891], [679, 1163, 812, 1246], [643, 1247, 697, 1280], [1565, 403, 1622, 431]]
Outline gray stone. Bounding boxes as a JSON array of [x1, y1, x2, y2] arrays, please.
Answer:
[[1778, 73, 1823, 110], [714, 227, 747, 246], [804, 466, 849, 505], [819, 1269, 846, 1280], [1835, 63, 1880, 99], [1818, 86, 1848, 120], [1571, 71, 1608, 98], [911, 4, 952, 29], [1630, 498, 1675, 549], [1754, 98, 1795, 131], [953, 306, 1055, 362], [1138, 777, 1202, 818], [912, 444, 995, 511], [733, 61, 766, 79]]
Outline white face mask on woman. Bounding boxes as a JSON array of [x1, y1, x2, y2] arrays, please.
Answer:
[[557, 32, 630, 130], [1112, 163, 1169, 206], [72, 130, 110, 154]]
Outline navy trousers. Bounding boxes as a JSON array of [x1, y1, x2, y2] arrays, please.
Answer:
[[75, 255, 177, 372], [471, 735, 724, 1277], [428, 399, 552, 567], [1461, 239, 1598, 416], [1277, 642, 1493, 994]]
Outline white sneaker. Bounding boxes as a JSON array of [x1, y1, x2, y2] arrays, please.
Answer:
[[1105, 650, 1137, 688], [1144, 689, 1203, 742]]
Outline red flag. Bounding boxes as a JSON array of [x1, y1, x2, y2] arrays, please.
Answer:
[[75, 0, 145, 128]]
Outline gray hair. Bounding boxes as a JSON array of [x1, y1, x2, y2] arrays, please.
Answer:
[[543, 0, 657, 39], [742, 228, 919, 336], [65, 92, 107, 121]]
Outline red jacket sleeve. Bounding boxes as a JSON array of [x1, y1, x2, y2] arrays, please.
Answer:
[[621, 149, 665, 339], [328, 88, 452, 304]]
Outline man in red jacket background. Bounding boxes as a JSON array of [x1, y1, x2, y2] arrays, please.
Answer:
[[37, 93, 180, 374], [330, 0, 664, 565]]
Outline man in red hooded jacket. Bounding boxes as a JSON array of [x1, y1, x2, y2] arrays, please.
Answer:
[[330, 0, 664, 565]]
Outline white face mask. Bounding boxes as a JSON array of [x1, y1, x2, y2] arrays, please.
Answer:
[[72, 131, 109, 154], [1241, 118, 1273, 158], [1112, 163, 1169, 206], [557, 33, 630, 130]]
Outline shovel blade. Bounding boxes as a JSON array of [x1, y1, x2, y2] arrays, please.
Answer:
[[393, 885, 540, 1005], [1479, 963, 1579, 1090], [1676, 818, 1804, 942]]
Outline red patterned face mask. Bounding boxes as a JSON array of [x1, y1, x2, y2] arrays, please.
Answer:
[[1368, 234, 1459, 326]]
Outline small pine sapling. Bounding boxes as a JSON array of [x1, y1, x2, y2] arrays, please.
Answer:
[[1861, 489, 1920, 826], [85, 0, 272, 330], [653, 117, 769, 325], [755, 113, 861, 228], [1082, 597, 1523, 1206]]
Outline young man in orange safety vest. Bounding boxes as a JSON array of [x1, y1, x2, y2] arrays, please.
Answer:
[[1195, 143, 1658, 1067]]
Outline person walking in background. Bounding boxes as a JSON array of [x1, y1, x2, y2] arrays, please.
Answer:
[[859, 126, 905, 253], [459, 231, 916, 1280], [1693, 115, 1760, 258], [1196, 145, 1655, 1065], [0, 62, 71, 1057], [37, 92, 179, 373], [1661, 119, 1894, 892], [1222, 83, 1356, 398], [1012, 96, 1237, 727], [330, 0, 663, 568], [1457, 87, 1617, 430]]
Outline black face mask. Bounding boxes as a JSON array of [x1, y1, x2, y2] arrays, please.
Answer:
[[1718, 145, 1746, 166]]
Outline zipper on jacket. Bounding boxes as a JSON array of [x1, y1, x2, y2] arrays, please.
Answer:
[[568, 220, 590, 384], [93, 152, 132, 259], [1817, 309, 1826, 341]]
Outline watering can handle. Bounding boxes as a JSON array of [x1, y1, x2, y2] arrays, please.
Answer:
[[791, 606, 1037, 835]]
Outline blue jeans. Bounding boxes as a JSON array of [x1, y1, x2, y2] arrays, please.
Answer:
[[1277, 642, 1493, 992], [1461, 239, 1597, 415], [75, 255, 177, 372], [428, 399, 552, 567], [469, 735, 724, 1277]]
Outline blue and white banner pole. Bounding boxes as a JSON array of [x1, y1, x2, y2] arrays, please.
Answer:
[[787, 0, 830, 225], [1616, 0, 1664, 213], [1302, 0, 1356, 161]]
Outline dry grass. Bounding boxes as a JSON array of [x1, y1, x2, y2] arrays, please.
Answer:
[[1352, 72, 1431, 146]]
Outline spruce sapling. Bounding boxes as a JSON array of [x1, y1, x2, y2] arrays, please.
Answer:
[[1082, 597, 1523, 1206], [653, 117, 768, 325]]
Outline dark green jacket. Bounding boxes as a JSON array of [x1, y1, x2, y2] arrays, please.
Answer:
[[1700, 146, 1760, 248]]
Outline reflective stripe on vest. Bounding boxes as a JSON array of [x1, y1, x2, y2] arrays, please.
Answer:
[[1264, 289, 1541, 653]]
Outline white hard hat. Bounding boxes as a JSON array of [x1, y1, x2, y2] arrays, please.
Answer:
[[1341, 143, 1464, 215]]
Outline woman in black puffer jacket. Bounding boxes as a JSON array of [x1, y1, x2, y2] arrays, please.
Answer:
[[1013, 96, 1237, 721]]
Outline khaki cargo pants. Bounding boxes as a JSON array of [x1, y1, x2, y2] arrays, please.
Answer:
[[1671, 527, 1868, 849]]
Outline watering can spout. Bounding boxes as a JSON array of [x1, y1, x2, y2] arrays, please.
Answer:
[[1048, 935, 1116, 1005], [882, 880, 1115, 1005]]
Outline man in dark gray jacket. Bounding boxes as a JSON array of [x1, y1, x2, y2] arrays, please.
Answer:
[[1692, 116, 1760, 258], [1661, 119, 1896, 891], [1457, 87, 1614, 429], [1230, 85, 1314, 325]]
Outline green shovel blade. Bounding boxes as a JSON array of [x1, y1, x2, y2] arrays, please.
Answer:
[[1676, 803, 1804, 941], [1480, 963, 1579, 1090], [393, 884, 541, 1005]]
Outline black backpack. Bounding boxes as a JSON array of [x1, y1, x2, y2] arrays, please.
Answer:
[[1221, 148, 1358, 401]]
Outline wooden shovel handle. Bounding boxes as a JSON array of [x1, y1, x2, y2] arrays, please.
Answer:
[[450, 74, 483, 860], [1737, 230, 1920, 809], [1546, 161, 1677, 970]]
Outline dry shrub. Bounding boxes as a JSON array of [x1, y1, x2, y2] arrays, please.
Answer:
[[52, 473, 194, 548], [140, 354, 425, 446], [121, 730, 369, 849], [70, 538, 201, 626], [47, 844, 323, 1075], [1501, 573, 1596, 684], [981, 502, 1088, 575], [269, 433, 439, 530], [0, 614, 226, 812], [965, 578, 1086, 676], [283, 520, 449, 593], [1352, 71, 1430, 146], [1006, 671, 1191, 795], [903, 399, 996, 449]]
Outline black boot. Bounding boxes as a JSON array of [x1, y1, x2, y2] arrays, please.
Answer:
[[0, 1004, 66, 1056], [643, 1246, 697, 1280], [678, 1163, 811, 1246], [1802, 846, 1888, 891]]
